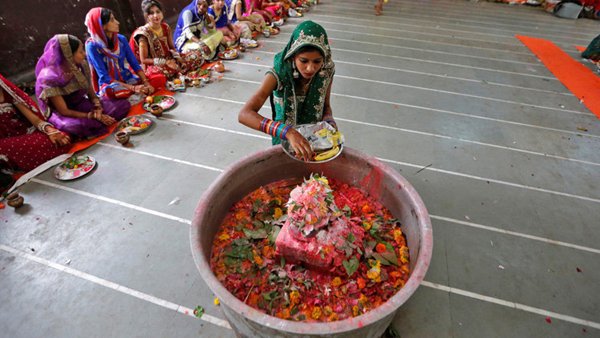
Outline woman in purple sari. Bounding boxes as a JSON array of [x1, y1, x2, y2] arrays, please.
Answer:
[[35, 34, 130, 138]]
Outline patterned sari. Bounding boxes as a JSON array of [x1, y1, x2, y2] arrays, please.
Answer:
[[227, 0, 266, 34], [173, 0, 224, 60], [1, 73, 69, 174], [266, 21, 335, 145], [130, 22, 204, 79]]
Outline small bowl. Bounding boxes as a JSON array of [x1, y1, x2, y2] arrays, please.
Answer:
[[263, 30, 271, 38], [6, 192, 24, 208], [115, 130, 130, 145], [201, 76, 210, 83], [150, 103, 163, 117], [239, 45, 247, 52]]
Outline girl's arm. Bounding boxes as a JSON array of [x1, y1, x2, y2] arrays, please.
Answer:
[[14, 102, 70, 147], [321, 79, 336, 131], [238, 74, 312, 161]]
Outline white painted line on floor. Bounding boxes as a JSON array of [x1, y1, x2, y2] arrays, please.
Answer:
[[157, 117, 271, 140], [421, 281, 600, 330], [0, 244, 231, 330], [430, 215, 600, 255], [95, 143, 224, 173], [1, 242, 597, 330], [243, 49, 571, 96], [376, 156, 600, 204], [228, 61, 588, 116], [30, 178, 193, 225], [333, 117, 600, 168], [260, 33, 559, 81]]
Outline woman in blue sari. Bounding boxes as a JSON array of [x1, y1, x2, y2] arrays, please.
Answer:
[[173, 0, 224, 61]]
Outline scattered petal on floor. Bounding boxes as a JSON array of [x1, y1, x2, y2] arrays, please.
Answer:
[[577, 268, 582, 272], [465, 215, 470, 220], [498, 265, 504, 270], [545, 317, 551, 323], [169, 197, 181, 206]]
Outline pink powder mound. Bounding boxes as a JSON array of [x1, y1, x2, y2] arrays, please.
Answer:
[[275, 175, 364, 274]]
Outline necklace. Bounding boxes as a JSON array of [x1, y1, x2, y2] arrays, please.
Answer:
[[296, 78, 312, 96], [149, 24, 163, 37]]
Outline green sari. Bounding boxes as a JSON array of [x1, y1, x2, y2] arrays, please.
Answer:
[[266, 21, 335, 145]]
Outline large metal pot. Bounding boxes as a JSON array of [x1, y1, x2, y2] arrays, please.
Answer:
[[191, 146, 433, 337]]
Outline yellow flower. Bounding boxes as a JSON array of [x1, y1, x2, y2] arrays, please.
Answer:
[[311, 307, 322, 319], [392, 229, 403, 243], [317, 176, 329, 185], [367, 260, 382, 282], [323, 306, 333, 316], [290, 290, 300, 307], [358, 294, 368, 306], [362, 222, 371, 231], [253, 250, 263, 265], [140, 123, 148, 128], [273, 208, 283, 220], [328, 313, 339, 322], [73, 165, 78, 169], [331, 277, 342, 287], [218, 233, 230, 241], [352, 305, 360, 317], [214, 298, 220, 306]]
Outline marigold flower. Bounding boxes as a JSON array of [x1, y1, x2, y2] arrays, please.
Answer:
[[214, 298, 220, 306], [362, 204, 372, 213], [331, 277, 342, 287], [277, 309, 291, 319], [273, 208, 283, 220], [218, 233, 230, 241], [253, 250, 263, 265], [311, 306, 322, 319], [352, 305, 360, 316], [362, 222, 371, 231], [357, 277, 366, 289], [323, 306, 333, 316], [375, 243, 387, 253], [392, 229, 403, 243], [328, 313, 339, 322], [290, 290, 300, 307], [367, 260, 382, 282], [358, 294, 368, 306]]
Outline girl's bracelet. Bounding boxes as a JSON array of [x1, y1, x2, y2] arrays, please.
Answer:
[[260, 118, 291, 140], [37, 122, 54, 134]]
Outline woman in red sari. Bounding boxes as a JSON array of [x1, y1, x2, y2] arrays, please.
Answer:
[[0, 73, 71, 188], [130, 0, 204, 81]]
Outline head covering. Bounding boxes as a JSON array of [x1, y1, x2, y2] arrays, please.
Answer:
[[84, 7, 121, 56], [269, 21, 335, 140], [0, 73, 44, 121], [35, 35, 91, 118], [173, 0, 205, 51]]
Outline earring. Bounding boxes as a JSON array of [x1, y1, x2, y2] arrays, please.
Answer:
[[319, 69, 326, 76], [293, 63, 299, 78]]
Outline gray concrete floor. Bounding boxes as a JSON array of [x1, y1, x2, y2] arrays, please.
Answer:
[[2, 0, 600, 337]]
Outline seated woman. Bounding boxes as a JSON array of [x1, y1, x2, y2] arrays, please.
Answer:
[[238, 21, 337, 161], [0, 73, 70, 177], [130, 0, 204, 81], [85, 7, 157, 99], [246, 0, 280, 33], [226, 0, 266, 37], [36, 34, 130, 138], [209, 0, 253, 47], [174, 0, 224, 61]]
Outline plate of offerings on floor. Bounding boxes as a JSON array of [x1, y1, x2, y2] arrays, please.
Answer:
[[282, 121, 345, 163], [142, 95, 176, 112], [210, 173, 410, 322], [218, 48, 239, 60], [117, 115, 153, 135], [54, 155, 96, 181]]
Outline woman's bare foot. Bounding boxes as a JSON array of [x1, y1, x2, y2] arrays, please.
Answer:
[[374, 4, 382, 15]]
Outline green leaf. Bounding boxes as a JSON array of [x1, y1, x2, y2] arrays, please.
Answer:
[[243, 228, 268, 239], [343, 205, 352, 216], [380, 250, 399, 266], [253, 220, 265, 228], [193, 305, 204, 318], [347, 232, 356, 243], [280, 256, 286, 268], [291, 306, 299, 316], [268, 225, 281, 244], [345, 247, 353, 258], [372, 252, 391, 266], [252, 198, 262, 212], [342, 256, 360, 277]]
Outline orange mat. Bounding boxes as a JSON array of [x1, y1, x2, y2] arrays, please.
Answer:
[[516, 35, 600, 120], [68, 89, 174, 153]]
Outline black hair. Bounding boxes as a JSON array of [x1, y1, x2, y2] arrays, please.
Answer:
[[295, 45, 324, 57], [101, 8, 115, 49], [68, 35, 82, 54], [100, 8, 114, 25], [142, 0, 163, 21]]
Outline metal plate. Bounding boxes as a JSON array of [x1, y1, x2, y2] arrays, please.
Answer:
[[53, 155, 96, 181]]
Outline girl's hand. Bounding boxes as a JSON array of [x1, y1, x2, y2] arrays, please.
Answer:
[[99, 114, 117, 126], [47, 127, 70, 148], [166, 59, 180, 71], [286, 129, 312, 162], [200, 43, 211, 56], [146, 84, 155, 95]]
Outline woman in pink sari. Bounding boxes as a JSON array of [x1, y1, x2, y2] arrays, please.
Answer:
[[0, 73, 71, 178], [130, 0, 204, 81], [36, 34, 130, 138]]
